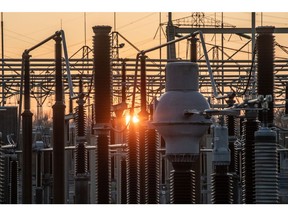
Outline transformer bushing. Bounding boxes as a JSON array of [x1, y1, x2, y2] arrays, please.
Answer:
[[153, 62, 211, 203], [93, 25, 112, 204], [254, 127, 279, 204]]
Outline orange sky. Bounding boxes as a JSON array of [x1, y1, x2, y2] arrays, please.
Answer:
[[2, 12, 288, 60]]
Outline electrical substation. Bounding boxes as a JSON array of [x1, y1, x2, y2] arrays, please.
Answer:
[[1, 12, 288, 204]]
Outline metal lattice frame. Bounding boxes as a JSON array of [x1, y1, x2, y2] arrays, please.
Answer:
[[1, 57, 288, 108]]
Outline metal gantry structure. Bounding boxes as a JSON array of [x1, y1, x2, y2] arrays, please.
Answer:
[[2, 57, 288, 109]]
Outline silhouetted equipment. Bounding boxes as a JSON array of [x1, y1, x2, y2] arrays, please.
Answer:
[[52, 32, 66, 204], [93, 25, 112, 204], [256, 26, 275, 126], [74, 78, 89, 204], [22, 51, 33, 204]]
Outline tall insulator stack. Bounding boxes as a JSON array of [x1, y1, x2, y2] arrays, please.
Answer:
[[254, 127, 278, 203], [126, 122, 138, 203], [241, 113, 260, 204], [256, 26, 275, 126], [74, 78, 89, 204], [52, 33, 66, 204], [211, 123, 233, 204], [138, 110, 160, 204], [9, 158, 18, 204], [137, 54, 149, 204], [169, 161, 195, 204], [225, 115, 239, 203], [146, 127, 160, 204], [93, 25, 112, 204], [237, 116, 245, 175]]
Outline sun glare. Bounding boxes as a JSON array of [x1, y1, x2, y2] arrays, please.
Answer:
[[125, 115, 140, 124]]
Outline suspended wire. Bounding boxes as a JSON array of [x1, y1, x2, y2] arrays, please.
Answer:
[[117, 13, 156, 30], [5, 28, 51, 44], [5, 33, 52, 49], [257, 13, 288, 21]]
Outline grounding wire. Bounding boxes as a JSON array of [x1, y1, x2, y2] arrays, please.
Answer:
[[108, 120, 131, 133]]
